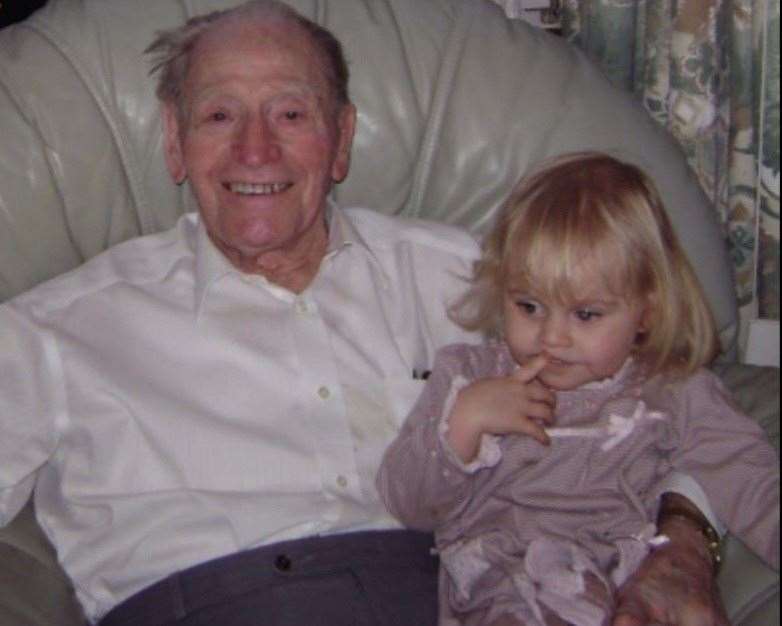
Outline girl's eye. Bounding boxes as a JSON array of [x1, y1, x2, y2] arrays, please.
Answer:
[[516, 300, 540, 316], [284, 110, 301, 121], [575, 309, 601, 322], [207, 111, 228, 123]]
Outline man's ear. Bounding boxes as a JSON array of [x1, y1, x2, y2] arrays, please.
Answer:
[[331, 103, 357, 183], [162, 103, 187, 184]]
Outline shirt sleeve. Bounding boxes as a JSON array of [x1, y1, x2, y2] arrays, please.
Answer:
[[376, 344, 494, 531], [0, 303, 63, 525], [668, 369, 780, 569]]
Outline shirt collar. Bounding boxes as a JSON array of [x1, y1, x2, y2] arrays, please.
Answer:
[[194, 200, 389, 317], [324, 199, 389, 285]]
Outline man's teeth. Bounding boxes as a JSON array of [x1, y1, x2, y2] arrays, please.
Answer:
[[229, 182, 290, 195]]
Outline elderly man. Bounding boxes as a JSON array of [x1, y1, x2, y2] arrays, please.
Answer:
[[0, 1, 727, 625]]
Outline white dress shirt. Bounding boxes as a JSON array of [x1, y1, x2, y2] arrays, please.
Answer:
[[0, 205, 480, 621]]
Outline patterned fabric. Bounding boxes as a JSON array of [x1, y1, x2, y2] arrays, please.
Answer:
[[491, 0, 779, 328], [558, 0, 780, 326]]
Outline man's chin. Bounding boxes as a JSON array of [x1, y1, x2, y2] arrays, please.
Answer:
[[211, 234, 277, 271]]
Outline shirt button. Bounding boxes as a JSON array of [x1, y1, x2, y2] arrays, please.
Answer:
[[318, 386, 331, 400], [274, 554, 292, 572], [295, 300, 309, 314], [336, 475, 348, 488]]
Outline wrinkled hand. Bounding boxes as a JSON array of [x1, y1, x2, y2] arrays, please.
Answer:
[[613, 517, 729, 626]]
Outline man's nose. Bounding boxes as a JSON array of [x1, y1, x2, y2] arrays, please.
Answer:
[[234, 117, 281, 166]]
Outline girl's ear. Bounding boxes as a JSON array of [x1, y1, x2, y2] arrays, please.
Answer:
[[638, 292, 656, 334]]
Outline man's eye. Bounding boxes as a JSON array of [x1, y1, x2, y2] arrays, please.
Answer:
[[283, 110, 304, 122], [208, 111, 228, 122]]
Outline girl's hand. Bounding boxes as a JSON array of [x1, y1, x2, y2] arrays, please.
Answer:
[[446, 355, 555, 463]]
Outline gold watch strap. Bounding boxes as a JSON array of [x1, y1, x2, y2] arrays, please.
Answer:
[[660, 505, 722, 572]]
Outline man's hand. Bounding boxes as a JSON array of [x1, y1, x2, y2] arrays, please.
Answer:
[[613, 513, 729, 626]]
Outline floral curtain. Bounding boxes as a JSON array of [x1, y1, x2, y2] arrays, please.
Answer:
[[558, 0, 780, 333]]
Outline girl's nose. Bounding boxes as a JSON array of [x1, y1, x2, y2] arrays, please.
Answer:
[[541, 314, 571, 347]]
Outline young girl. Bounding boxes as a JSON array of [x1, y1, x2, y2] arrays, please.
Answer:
[[376, 152, 779, 626]]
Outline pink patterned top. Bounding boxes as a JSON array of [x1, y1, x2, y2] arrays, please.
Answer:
[[377, 342, 779, 626]]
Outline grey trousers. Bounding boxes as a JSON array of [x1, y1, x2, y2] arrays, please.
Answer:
[[99, 530, 439, 626]]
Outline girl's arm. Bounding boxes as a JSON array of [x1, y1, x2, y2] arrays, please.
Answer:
[[376, 345, 489, 531], [376, 344, 554, 531], [668, 369, 779, 569]]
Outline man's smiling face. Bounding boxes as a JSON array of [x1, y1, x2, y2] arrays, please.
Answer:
[[163, 17, 355, 274]]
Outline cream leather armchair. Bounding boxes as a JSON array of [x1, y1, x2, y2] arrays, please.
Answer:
[[0, 1, 778, 624]]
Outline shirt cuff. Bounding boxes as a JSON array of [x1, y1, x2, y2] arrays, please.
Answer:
[[653, 472, 726, 536]]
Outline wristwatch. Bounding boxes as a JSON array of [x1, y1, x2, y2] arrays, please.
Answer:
[[659, 504, 723, 572]]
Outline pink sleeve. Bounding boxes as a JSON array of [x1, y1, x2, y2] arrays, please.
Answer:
[[437, 374, 503, 473], [669, 370, 779, 569], [376, 344, 499, 531]]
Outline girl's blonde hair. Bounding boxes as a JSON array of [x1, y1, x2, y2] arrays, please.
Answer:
[[452, 152, 719, 376]]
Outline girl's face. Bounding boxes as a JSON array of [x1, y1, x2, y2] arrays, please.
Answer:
[[503, 270, 650, 391]]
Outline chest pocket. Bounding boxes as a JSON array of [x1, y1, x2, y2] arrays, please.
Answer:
[[383, 376, 428, 427]]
